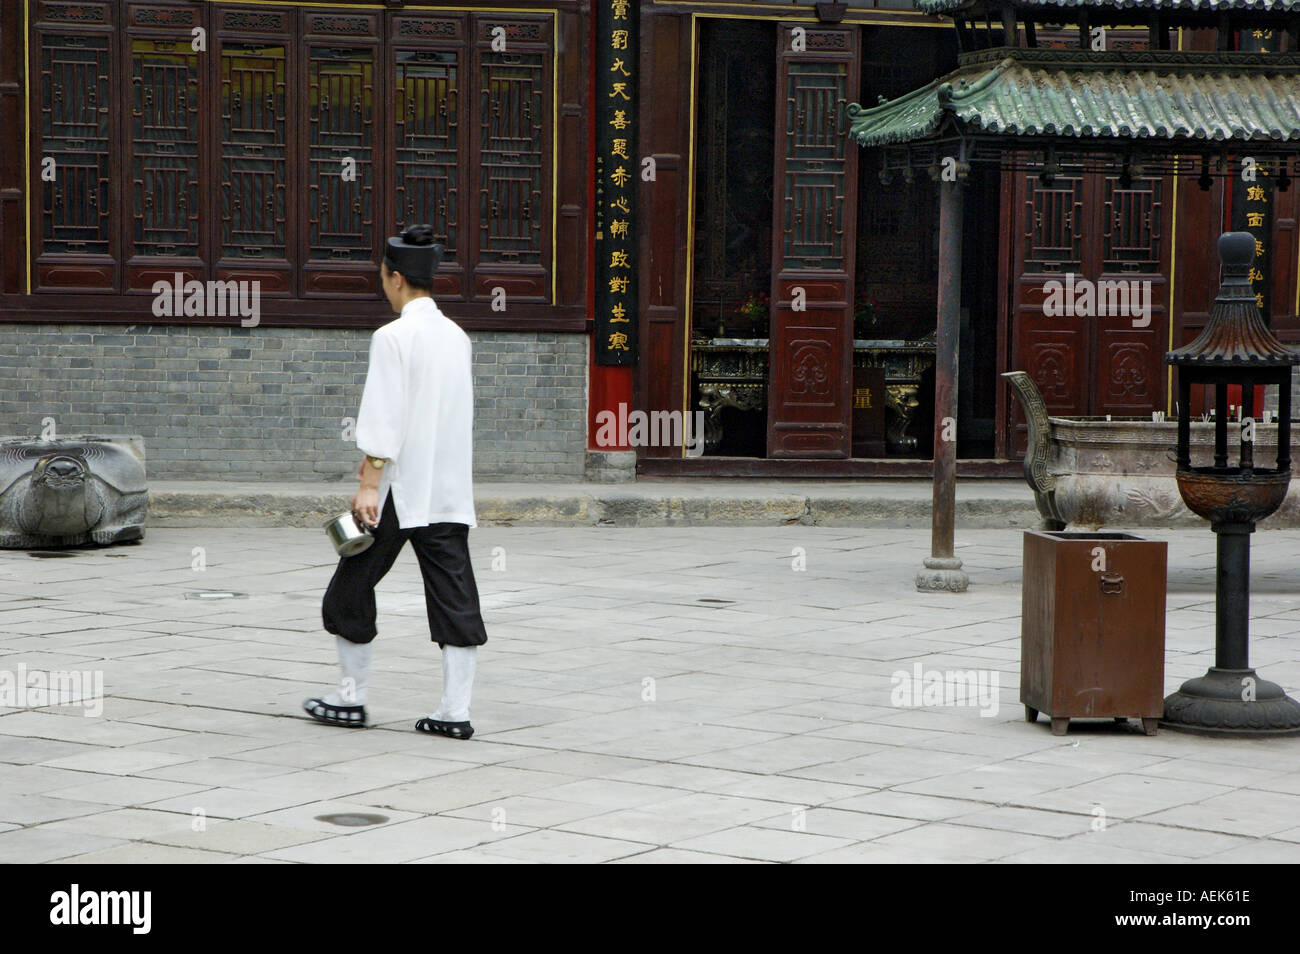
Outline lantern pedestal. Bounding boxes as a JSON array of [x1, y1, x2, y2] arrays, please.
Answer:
[[1162, 669, 1300, 737], [1161, 511, 1300, 736]]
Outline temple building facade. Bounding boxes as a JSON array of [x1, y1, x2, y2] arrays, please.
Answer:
[[1, 0, 1297, 480]]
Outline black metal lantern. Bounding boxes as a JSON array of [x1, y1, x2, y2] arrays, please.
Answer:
[[1163, 232, 1300, 735]]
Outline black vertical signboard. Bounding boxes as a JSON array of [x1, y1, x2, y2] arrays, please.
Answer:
[[1234, 28, 1275, 323], [594, 0, 638, 365], [1233, 172, 1272, 323]]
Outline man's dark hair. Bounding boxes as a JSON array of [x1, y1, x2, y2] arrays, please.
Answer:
[[389, 223, 437, 292]]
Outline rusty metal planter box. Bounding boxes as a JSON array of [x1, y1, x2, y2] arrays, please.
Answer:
[[1021, 530, 1167, 736]]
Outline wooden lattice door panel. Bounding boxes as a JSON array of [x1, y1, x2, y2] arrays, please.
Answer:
[[303, 40, 380, 296], [1014, 174, 1089, 419], [1005, 170, 1171, 454], [394, 45, 461, 298], [472, 18, 550, 304], [1094, 176, 1167, 417], [217, 7, 293, 295], [126, 32, 202, 291], [34, 14, 115, 290], [767, 27, 858, 459]]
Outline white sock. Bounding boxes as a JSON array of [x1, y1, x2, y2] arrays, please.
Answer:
[[430, 645, 477, 723], [323, 636, 371, 707]]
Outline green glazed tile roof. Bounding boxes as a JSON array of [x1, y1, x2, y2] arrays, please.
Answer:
[[917, 0, 1300, 14], [847, 55, 1300, 146]]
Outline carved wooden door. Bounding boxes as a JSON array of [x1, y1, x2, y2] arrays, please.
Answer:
[[766, 25, 858, 458], [1005, 170, 1171, 454]]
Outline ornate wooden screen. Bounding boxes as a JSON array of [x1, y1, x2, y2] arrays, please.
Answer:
[[392, 12, 465, 301], [37, 27, 113, 288], [218, 7, 292, 295], [474, 19, 550, 303], [306, 40, 378, 295], [219, 37, 289, 289], [394, 48, 459, 292], [128, 38, 200, 269], [766, 25, 858, 458], [11, 2, 575, 326]]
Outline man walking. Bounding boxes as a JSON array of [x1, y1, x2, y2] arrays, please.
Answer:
[[304, 223, 487, 740]]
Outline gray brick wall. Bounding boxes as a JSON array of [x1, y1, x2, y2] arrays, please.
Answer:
[[0, 324, 588, 481]]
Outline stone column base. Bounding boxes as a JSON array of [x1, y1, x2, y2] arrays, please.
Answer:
[[584, 450, 636, 483], [916, 556, 969, 593]]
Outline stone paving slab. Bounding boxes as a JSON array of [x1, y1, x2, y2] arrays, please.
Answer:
[[2, 523, 1300, 863]]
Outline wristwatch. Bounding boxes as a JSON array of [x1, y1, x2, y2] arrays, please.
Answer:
[[366, 455, 388, 469]]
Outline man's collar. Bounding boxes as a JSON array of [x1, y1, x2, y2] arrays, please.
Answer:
[[399, 295, 437, 318]]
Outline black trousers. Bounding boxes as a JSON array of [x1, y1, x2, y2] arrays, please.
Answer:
[[322, 493, 488, 648]]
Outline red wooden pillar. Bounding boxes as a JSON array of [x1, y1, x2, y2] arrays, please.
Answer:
[[917, 174, 969, 593], [589, 363, 634, 451]]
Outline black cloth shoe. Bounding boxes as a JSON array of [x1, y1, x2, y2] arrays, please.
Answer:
[[414, 717, 473, 740], [303, 697, 367, 728]]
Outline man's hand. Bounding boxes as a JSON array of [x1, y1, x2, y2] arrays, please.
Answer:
[[352, 455, 386, 526], [352, 485, 380, 527]]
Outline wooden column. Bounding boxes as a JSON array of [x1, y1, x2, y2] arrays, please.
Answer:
[[917, 173, 970, 593]]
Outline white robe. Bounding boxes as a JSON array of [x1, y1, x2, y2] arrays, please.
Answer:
[[354, 296, 478, 530]]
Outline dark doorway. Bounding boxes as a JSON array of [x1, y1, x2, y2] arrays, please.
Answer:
[[690, 19, 776, 458]]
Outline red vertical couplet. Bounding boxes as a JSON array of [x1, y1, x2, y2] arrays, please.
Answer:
[[588, 0, 636, 449], [592, 0, 637, 366]]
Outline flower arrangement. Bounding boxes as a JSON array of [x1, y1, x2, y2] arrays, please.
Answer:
[[734, 292, 770, 336]]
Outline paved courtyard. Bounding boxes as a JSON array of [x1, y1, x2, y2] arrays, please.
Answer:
[[3, 523, 1300, 864]]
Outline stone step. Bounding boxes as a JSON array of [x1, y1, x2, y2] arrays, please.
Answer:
[[145, 478, 1043, 529]]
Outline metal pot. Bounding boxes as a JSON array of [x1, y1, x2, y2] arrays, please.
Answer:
[[324, 511, 375, 557]]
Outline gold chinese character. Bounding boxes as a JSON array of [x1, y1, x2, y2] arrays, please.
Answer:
[[1256, 293, 1265, 308], [612, 29, 629, 50], [609, 110, 630, 130], [610, 250, 630, 269], [610, 197, 630, 214], [610, 165, 631, 187], [1249, 267, 1265, 283], [611, 58, 631, 77], [1247, 186, 1267, 203], [611, 0, 630, 19], [612, 138, 629, 160], [610, 303, 629, 322], [609, 219, 629, 240], [1246, 212, 1266, 227], [609, 82, 630, 101], [853, 388, 873, 410], [1256, 239, 1266, 257], [608, 276, 629, 294], [608, 331, 630, 351]]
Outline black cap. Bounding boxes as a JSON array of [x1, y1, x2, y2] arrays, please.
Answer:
[[383, 225, 444, 281]]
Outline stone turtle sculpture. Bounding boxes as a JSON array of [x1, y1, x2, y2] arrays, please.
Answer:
[[0, 437, 148, 548]]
